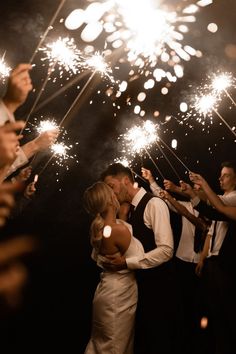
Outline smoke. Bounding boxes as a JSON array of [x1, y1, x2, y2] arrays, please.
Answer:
[[8, 12, 44, 40]]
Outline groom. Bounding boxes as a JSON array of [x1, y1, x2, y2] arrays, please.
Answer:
[[101, 163, 184, 354]]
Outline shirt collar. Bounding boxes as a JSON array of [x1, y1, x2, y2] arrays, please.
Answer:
[[131, 187, 147, 208]]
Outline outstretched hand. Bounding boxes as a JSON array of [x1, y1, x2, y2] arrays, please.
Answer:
[[3, 63, 33, 113]]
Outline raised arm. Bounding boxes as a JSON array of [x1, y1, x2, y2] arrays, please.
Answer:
[[189, 172, 236, 221], [160, 190, 209, 232]]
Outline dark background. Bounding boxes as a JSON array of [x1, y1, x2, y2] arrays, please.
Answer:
[[0, 0, 236, 352]]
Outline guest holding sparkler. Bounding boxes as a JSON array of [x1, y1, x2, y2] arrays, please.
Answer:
[[0, 121, 25, 170], [83, 181, 145, 354], [141, 167, 212, 353], [0, 127, 35, 317], [0, 63, 59, 180], [101, 163, 183, 354], [188, 163, 236, 354]]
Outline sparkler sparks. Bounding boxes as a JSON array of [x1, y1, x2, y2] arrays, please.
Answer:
[[212, 73, 233, 92], [36, 119, 59, 134], [114, 157, 131, 167], [211, 72, 236, 106], [195, 94, 218, 117], [84, 51, 115, 83], [121, 120, 158, 155], [68, 0, 213, 83], [41, 37, 82, 75], [51, 142, 69, 157], [191, 89, 236, 138], [50, 141, 77, 168]]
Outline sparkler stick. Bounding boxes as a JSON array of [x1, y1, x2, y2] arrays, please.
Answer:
[[58, 70, 97, 128], [37, 154, 54, 176], [158, 137, 191, 172], [33, 44, 122, 114], [155, 141, 181, 180], [195, 91, 236, 138], [212, 108, 236, 138], [144, 148, 165, 180], [132, 170, 147, 184], [29, 0, 67, 64], [224, 89, 236, 106], [20, 62, 57, 135], [37, 52, 115, 176], [33, 70, 89, 113], [36, 71, 97, 176]]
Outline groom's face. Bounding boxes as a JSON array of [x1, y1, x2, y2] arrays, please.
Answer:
[[104, 175, 128, 204]]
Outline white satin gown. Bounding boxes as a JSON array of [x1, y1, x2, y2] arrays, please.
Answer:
[[84, 220, 144, 354]]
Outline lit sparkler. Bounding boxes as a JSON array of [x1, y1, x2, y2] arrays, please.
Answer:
[[0, 53, 11, 81], [195, 94, 218, 118], [194, 92, 236, 138], [211, 72, 236, 106], [51, 142, 70, 158], [72, 0, 213, 83], [41, 37, 82, 75], [29, 0, 67, 64], [84, 51, 115, 83], [22, 37, 83, 134], [121, 120, 165, 178], [122, 120, 158, 155], [36, 119, 60, 134], [57, 50, 118, 129]]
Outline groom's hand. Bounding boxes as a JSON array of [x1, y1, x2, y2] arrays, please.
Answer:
[[102, 255, 127, 271]]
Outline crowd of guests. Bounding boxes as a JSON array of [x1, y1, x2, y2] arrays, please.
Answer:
[[83, 161, 236, 354], [0, 63, 58, 317], [1, 61, 236, 354]]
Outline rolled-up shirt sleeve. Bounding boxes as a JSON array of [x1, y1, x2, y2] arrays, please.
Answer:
[[126, 197, 174, 269], [0, 100, 29, 177]]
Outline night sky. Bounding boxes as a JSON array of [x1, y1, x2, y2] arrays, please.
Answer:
[[0, 0, 236, 352]]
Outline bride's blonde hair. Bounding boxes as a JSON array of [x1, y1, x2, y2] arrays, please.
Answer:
[[83, 182, 114, 248]]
